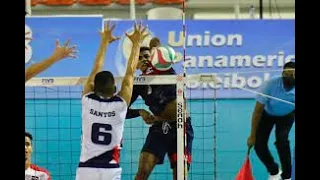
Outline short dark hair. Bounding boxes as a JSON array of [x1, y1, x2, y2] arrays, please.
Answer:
[[94, 71, 115, 93], [25, 131, 33, 141], [283, 61, 295, 69], [140, 47, 151, 53]]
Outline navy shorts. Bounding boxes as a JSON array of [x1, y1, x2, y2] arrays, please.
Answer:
[[141, 117, 194, 169]]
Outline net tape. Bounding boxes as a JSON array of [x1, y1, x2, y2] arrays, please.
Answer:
[[25, 73, 294, 106]]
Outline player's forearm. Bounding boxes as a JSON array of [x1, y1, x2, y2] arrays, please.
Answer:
[[118, 43, 141, 104], [82, 40, 110, 95], [120, 43, 140, 95], [153, 115, 169, 122], [250, 111, 262, 137], [155, 100, 177, 122], [125, 43, 140, 76], [25, 56, 59, 82], [88, 40, 110, 82]]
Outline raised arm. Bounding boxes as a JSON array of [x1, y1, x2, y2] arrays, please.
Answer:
[[125, 93, 154, 124], [82, 21, 120, 97], [118, 22, 148, 105], [247, 101, 265, 149], [25, 39, 77, 83], [125, 85, 143, 119]]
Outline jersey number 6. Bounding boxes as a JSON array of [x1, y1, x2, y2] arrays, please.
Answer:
[[91, 123, 112, 145]]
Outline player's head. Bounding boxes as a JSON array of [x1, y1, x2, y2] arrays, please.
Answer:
[[138, 47, 151, 72], [25, 131, 33, 162], [282, 61, 295, 87], [94, 71, 116, 96]]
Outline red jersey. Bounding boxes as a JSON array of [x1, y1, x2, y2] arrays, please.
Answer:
[[142, 62, 175, 76]]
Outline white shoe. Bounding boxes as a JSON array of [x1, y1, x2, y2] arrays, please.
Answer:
[[283, 178, 291, 180], [268, 170, 282, 180]]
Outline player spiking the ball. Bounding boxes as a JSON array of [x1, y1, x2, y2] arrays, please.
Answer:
[[126, 37, 194, 180]]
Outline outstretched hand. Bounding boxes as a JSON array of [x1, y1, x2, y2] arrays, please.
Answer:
[[51, 39, 78, 61], [126, 21, 149, 45], [100, 21, 121, 43]]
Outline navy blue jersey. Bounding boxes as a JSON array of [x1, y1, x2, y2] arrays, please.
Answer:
[[126, 64, 176, 117], [125, 64, 194, 169]]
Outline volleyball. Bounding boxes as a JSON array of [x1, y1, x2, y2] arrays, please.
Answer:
[[151, 46, 176, 71]]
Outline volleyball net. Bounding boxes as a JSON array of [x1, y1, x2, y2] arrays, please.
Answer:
[[25, 70, 295, 180], [25, 74, 214, 180]]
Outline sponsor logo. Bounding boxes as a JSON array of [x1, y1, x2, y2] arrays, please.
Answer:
[[177, 102, 183, 129], [42, 78, 54, 85], [134, 76, 146, 83]]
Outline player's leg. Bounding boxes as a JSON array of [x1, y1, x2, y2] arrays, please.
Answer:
[[135, 152, 159, 180], [75, 167, 100, 180], [135, 125, 167, 180], [169, 117, 194, 180], [101, 168, 122, 180], [169, 148, 191, 180], [274, 112, 295, 180], [172, 167, 178, 180]]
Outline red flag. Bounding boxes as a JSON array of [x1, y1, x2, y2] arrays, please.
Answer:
[[235, 156, 254, 180]]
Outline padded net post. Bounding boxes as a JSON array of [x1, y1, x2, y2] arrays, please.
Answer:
[[176, 75, 185, 180]]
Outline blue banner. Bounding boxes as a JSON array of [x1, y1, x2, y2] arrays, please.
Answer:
[[25, 17, 295, 99], [25, 15, 104, 77]]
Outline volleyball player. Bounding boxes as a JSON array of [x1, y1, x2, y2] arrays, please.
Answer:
[[125, 38, 194, 180], [25, 39, 77, 83], [75, 21, 148, 180], [25, 35, 77, 180], [25, 131, 52, 180], [247, 62, 295, 180]]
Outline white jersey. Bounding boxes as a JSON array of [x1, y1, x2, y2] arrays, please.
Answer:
[[79, 92, 127, 168], [25, 164, 51, 180]]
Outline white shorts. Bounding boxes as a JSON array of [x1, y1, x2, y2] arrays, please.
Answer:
[[75, 167, 122, 180]]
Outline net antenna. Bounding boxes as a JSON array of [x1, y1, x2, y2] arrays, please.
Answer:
[[25, 0, 32, 16]]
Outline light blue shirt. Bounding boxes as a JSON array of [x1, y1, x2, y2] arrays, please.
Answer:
[[256, 76, 295, 116]]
